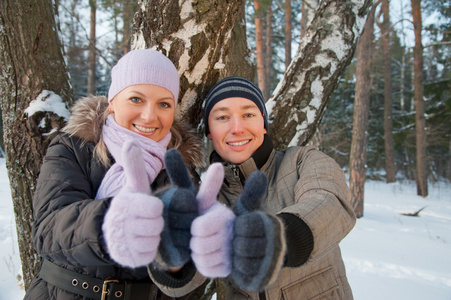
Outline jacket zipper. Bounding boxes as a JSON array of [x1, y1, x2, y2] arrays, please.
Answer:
[[230, 165, 240, 180]]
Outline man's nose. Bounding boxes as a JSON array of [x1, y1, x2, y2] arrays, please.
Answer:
[[230, 116, 244, 134]]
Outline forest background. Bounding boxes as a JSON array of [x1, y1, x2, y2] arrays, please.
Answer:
[[0, 0, 450, 291], [16, 0, 448, 186]]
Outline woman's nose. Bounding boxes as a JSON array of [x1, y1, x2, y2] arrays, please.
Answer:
[[141, 105, 156, 123]]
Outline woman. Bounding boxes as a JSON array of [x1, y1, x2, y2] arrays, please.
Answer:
[[24, 49, 210, 299]]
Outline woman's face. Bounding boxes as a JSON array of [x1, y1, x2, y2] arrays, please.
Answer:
[[109, 84, 175, 142]]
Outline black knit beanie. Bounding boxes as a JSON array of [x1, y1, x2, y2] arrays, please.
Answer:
[[203, 76, 269, 135]]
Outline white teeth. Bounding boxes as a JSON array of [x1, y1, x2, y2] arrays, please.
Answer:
[[135, 124, 156, 133], [228, 140, 250, 146]]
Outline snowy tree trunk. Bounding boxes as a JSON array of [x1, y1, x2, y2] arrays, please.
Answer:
[[0, 0, 73, 289], [132, 0, 254, 129], [267, 0, 373, 149]]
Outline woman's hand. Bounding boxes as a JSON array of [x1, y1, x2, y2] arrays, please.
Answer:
[[102, 140, 164, 268], [190, 163, 235, 278]]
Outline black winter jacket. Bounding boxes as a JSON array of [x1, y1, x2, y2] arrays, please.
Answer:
[[24, 96, 209, 300]]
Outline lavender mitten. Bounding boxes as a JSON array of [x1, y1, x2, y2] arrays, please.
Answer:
[[231, 171, 286, 291], [190, 163, 235, 278], [102, 140, 164, 268]]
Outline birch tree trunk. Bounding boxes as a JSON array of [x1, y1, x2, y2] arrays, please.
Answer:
[[284, 0, 292, 70], [0, 0, 73, 289], [301, 0, 318, 38], [132, 0, 254, 128], [267, 0, 374, 149], [349, 2, 379, 218], [410, 0, 428, 196]]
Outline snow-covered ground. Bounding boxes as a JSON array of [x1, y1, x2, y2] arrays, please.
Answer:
[[1, 158, 450, 299]]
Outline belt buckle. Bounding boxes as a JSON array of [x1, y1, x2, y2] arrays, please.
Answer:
[[101, 279, 119, 300]]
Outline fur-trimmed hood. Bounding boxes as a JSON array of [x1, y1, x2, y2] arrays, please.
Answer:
[[62, 95, 205, 169]]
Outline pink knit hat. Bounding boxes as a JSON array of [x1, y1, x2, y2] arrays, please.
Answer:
[[108, 49, 180, 103]]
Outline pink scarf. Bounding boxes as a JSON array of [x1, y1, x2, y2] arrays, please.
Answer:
[[95, 115, 171, 199]]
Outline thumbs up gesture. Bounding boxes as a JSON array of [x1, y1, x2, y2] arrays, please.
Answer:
[[231, 171, 286, 291], [190, 163, 235, 278], [154, 149, 199, 269], [102, 140, 164, 268]]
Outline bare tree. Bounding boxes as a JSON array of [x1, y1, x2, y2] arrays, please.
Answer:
[[265, 2, 273, 100], [87, 0, 97, 95], [254, 0, 267, 95], [378, 0, 396, 182], [121, 0, 136, 54], [410, 0, 428, 196], [0, 0, 73, 288], [349, 1, 380, 218]]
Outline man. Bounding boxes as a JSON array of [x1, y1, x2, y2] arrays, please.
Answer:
[[195, 76, 356, 299]]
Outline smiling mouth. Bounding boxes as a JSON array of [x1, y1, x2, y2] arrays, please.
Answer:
[[134, 124, 156, 133], [227, 140, 250, 146]]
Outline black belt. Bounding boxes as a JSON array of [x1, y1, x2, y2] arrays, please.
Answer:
[[39, 259, 156, 300]]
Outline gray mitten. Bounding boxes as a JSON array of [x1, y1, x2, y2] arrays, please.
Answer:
[[154, 149, 198, 269], [232, 171, 286, 291]]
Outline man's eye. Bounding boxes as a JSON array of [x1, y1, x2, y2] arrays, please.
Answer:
[[244, 113, 255, 118], [217, 116, 227, 120]]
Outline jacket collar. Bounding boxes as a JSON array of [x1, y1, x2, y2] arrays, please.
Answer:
[[210, 134, 274, 183]]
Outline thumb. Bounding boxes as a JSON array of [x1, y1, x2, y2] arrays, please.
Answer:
[[196, 163, 224, 213], [164, 149, 194, 191], [122, 139, 151, 194], [234, 171, 268, 216]]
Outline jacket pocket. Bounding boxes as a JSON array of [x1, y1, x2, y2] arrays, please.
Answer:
[[281, 267, 340, 300]]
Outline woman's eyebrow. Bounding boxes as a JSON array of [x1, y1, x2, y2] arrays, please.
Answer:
[[126, 90, 174, 101]]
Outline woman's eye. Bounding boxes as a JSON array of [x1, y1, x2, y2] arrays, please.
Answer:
[[217, 115, 228, 121], [160, 102, 171, 108], [130, 97, 141, 103]]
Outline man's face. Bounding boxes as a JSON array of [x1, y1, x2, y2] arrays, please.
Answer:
[[207, 97, 266, 164]]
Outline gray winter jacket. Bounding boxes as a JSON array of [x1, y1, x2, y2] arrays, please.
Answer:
[[24, 96, 211, 300], [213, 136, 356, 299]]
